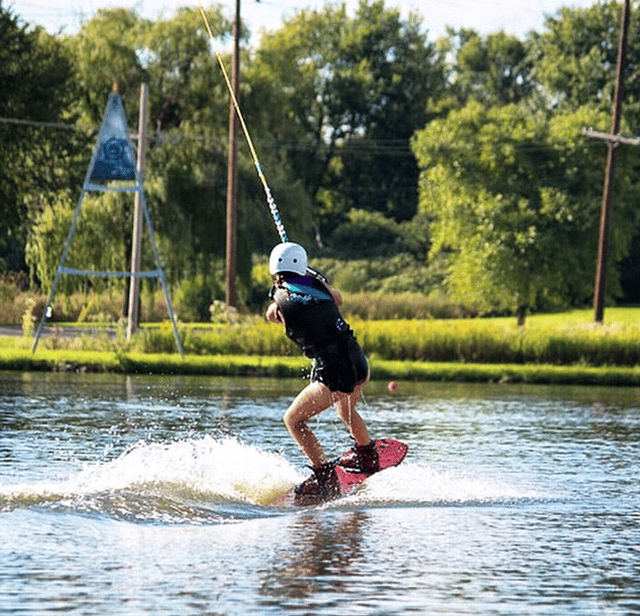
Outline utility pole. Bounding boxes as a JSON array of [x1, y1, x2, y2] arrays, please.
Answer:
[[225, 0, 240, 308], [127, 83, 149, 340], [591, 0, 630, 324]]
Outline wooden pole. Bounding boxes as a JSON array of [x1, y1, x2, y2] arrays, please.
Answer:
[[593, 0, 630, 324], [225, 0, 240, 308], [127, 83, 149, 340]]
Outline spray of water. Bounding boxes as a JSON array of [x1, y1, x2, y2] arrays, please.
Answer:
[[0, 434, 545, 523]]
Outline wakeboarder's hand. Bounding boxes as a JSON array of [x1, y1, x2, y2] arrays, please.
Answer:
[[266, 302, 283, 323]]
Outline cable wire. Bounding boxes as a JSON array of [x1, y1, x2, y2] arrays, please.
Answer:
[[199, 4, 288, 243]]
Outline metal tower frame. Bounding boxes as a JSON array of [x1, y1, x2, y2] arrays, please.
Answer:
[[32, 93, 184, 356]]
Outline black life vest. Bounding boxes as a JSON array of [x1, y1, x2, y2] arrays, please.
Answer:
[[270, 275, 351, 358]]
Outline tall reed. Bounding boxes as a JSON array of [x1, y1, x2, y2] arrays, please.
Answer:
[[130, 318, 640, 367]]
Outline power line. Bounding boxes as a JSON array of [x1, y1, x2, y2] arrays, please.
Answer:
[[0, 116, 79, 131], [4, 112, 600, 161], [0, 114, 424, 155]]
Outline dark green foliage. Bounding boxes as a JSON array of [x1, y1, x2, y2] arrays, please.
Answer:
[[0, 4, 82, 271], [7, 0, 640, 316], [249, 0, 443, 236]]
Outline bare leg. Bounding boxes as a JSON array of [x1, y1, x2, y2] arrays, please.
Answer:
[[334, 380, 371, 446], [283, 381, 334, 467], [284, 371, 372, 468]]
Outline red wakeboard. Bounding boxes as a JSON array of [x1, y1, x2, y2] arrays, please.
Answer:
[[270, 438, 408, 507]]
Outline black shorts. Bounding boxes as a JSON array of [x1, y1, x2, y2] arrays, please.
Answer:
[[311, 335, 369, 394]]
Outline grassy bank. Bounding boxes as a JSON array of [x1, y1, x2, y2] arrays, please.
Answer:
[[1, 348, 640, 387], [20, 308, 640, 366], [2, 308, 639, 386], [122, 308, 640, 367]]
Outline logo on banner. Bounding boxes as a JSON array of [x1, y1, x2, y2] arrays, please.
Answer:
[[89, 93, 136, 182]]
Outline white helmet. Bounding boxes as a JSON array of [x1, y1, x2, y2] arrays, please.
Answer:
[[269, 242, 308, 276]]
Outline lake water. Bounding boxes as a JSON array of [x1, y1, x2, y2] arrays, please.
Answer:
[[1, 371, 639, 615]]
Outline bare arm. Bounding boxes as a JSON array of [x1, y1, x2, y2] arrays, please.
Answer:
[[265, 301, 283, 323], [328, 286, 343, 306]]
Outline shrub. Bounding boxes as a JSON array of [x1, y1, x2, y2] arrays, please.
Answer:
[[173, 275, 222, 322], [342, 292, 477, 320], [308, 254, 446, 296], [330, 209, 403, 258]]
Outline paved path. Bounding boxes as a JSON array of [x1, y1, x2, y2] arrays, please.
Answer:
[[0, 325, 116, 338]]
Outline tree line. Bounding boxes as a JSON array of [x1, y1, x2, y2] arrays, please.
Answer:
[[1, 0, 639, 319]]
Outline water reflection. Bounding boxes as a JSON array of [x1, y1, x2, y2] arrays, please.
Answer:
[[260, 511, 368, 603]]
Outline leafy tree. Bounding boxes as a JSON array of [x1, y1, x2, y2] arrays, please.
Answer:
[[442, 28, 533, 107], [23, 7, 227, 301], [0, 3, 82, 272], [249, 0, 444, 246], [330, 209, 402, 258], [63, 8, 148, 124], [413, 100, 640, 321], [87, 8, 313, 299], [25, 191, 140, 296], [138, 6, 232, 131], [526, 1, 640, 115], [24, 6, 308, 306], [527, 1, 640, 304], [414, 3, 640, 319]]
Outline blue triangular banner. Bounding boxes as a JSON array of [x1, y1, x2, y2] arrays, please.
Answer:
[[89, 93, 136, 182]]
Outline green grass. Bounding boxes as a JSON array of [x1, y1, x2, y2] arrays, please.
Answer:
[[354, 315, 640, 365], [0, 349, 640, 387], [1, 348, 639, 386], [1, 307, 639, 386], [488, 307, 640, 326]]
